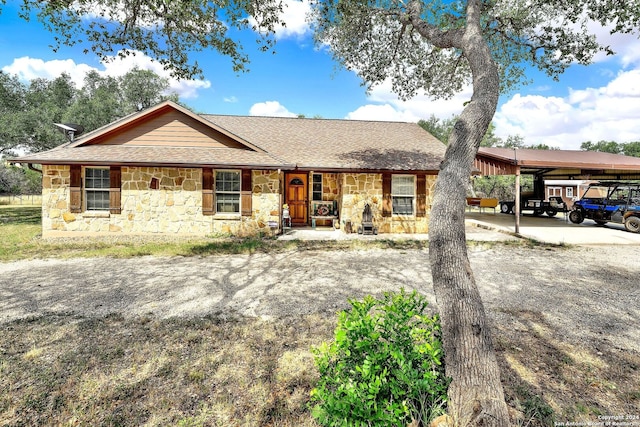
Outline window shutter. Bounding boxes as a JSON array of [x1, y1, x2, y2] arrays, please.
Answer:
[[69, 165, 82, 213], [241, 169, 252, 216], [416, 174, 427, 217], [382, 173, 392, 217], [202, 168, 214, 215], [109, 166, 122, 214]]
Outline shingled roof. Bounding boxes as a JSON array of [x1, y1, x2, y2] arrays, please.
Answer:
[[12, 101, 446, 172], [202, 114, 446, 171]]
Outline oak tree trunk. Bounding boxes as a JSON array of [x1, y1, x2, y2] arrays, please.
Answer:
[[428, 1, 511, 425]]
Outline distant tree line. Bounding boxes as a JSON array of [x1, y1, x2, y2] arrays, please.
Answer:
[[580, 140, 640, 157], [418, 114, 554, 150], [0, 68, 178, 195], [0, 68, 178, 157], [0, 164, 41, 195]]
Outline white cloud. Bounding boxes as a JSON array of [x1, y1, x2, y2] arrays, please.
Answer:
[[249, 101, 297, 117], [493, 69, 640, 149], [345, 66, 640, 150], [344, 78, 473, 122], [224, 96, 239, 103], [1, 51, 211, 100], [278, 0, 312, 38], [345, 104, 419, 122], [588, 22, 640, 68], [250, 0, 312, 39], [2, 57, 95, 87]]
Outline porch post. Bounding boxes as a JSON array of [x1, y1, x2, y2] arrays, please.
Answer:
[[515, 166, 521, 234]]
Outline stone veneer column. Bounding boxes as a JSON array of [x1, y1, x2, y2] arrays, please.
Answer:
[[41, 165, 72, 234]]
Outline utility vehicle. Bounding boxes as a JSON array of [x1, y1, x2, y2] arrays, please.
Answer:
[[569, 181, 640, 233]]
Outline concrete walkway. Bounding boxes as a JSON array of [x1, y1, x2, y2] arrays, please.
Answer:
[[277, 212, 640, 246], [466, 211, 640, 245], [278, 220, 516, 242]]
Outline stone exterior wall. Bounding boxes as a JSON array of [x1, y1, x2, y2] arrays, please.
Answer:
[[41, 165, 72, 233], [338, 173, 438, 234], [339, 173, 383, 231], [41, 165, 281, 237], [319, 173, 339, 201], [218, 170, 280, 236], [41, 166, 435, 236]]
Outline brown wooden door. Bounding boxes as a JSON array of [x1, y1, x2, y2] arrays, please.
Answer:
[[285, 173, 308, 225]]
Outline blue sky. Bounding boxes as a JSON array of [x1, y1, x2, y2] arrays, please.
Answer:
[[1, 0, 640, 150]]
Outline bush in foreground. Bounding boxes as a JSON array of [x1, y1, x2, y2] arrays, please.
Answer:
[[311, 289, 449, 427]]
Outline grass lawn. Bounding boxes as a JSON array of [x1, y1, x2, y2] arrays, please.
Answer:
[[1, 206, 638, 426], [0, 205, 432, 262], [1, 313, 333, 426]]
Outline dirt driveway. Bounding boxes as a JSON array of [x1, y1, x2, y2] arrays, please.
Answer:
[[1, 244, 638, 355]]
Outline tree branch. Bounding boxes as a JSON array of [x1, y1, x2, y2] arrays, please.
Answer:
[[402, 0, 464, 48]]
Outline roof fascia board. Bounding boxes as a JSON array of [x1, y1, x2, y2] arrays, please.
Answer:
[[519, 160, 640, 170], [16, 159, 438, 174], [28, 160, 293, 169], [284, 167, 440, 174]]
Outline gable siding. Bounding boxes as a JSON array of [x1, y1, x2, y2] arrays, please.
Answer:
[[91, 110, 247, 149]]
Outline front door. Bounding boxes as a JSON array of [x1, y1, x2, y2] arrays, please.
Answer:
[[285, 173, 308, 225]]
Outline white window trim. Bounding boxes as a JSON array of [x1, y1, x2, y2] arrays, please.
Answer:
[[547, 186, 562, 198], [84, 166, 110, 212], [391, 174, 416, 217], [565, 187, 574, 198], [214, 169, 241, 215]]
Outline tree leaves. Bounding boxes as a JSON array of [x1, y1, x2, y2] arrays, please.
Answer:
[[581, 140, 640, 157], [0, 68, 176, 155], [8, 0, 287, 79], [311, 0, 640, 98]]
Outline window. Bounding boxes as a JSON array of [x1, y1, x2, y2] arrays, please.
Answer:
[[312, 173, 323, 201], [566, 187, 574, 198], [392, 175, 415, 215], [548, 187, 562, 198], [85, 167, 110, 211], [215, 170, 241, 213]]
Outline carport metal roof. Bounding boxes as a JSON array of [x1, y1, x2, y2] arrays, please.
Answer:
[[475, 147, 640, 179], [473, 147, 640, 233]]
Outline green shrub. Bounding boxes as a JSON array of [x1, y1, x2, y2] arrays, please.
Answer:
[[311, 289, 449, 427]]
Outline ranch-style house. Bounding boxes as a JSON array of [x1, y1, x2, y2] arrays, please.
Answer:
[[13, 101, 447, 237]]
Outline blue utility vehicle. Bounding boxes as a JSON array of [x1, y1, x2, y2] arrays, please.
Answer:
[[569, 181, 640, 233]]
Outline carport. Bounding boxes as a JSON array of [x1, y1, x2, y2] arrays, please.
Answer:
[[473, 147, 640, 233]]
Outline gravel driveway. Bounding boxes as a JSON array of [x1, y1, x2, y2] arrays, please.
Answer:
[[1, 244, 639, 353]]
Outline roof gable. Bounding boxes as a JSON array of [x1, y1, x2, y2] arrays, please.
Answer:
[[71, 101, 265, 153]]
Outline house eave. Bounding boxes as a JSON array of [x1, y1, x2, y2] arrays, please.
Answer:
[[13, 157, 442, 174]]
